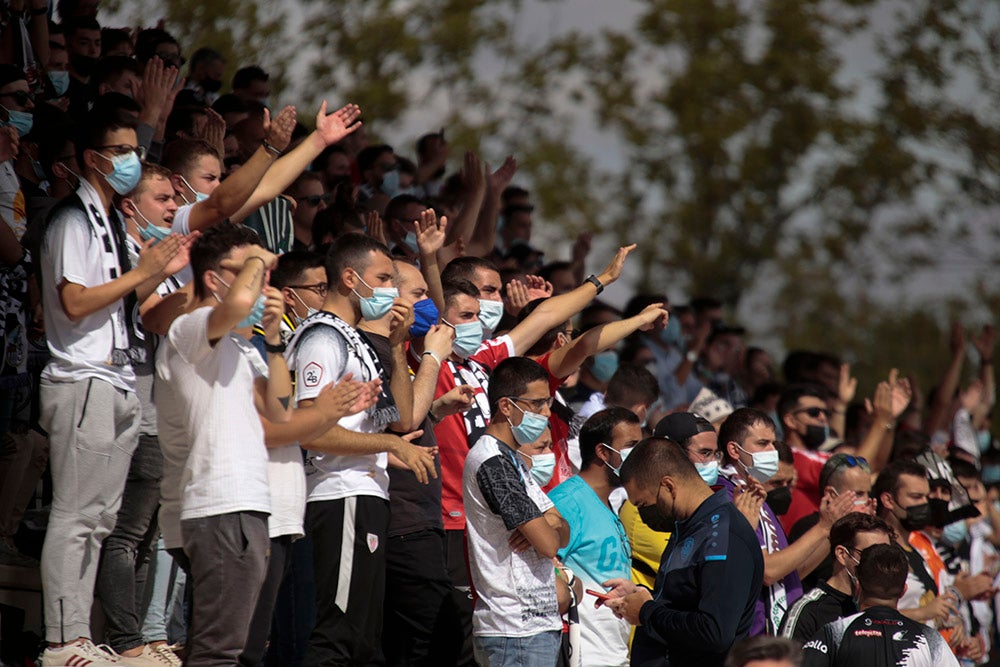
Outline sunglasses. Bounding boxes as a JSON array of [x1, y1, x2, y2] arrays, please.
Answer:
[[0, 90, 34, 106], [296, 193, 332, 206], [833, 454, 869, 471], [795, 406, 832, 419]]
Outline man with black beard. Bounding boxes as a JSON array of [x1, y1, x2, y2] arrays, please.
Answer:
[[601, 437, 763, 667], [548, 408, 643, 666]]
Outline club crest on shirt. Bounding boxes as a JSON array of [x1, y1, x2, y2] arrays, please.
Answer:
[[680, 537, 695, 563], [367, 533, 379, 553], [302, 362, 323, 387]]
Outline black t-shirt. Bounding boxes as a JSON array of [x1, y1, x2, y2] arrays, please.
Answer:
[[365, 332, 443, 537], [790, 512, 832, 592], [779, 580, 857, 642]]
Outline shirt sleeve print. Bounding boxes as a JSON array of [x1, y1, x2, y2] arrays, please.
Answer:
[[476, 456, 542, 530]]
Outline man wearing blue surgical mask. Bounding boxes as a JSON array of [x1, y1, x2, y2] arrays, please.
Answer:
[[464, 357, 569, 667], [0, 65, 34, 241], [285, 233, 436, 666], [719, 408, 854, 636], [549, 408, 641, 666]]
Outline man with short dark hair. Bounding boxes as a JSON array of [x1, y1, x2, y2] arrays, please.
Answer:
[[801, 544, 960, 666], [780, 513, 893, 641], [38, 109, 181, 667], [603, 436, 764, 667], [549, 407, 642, 665], [726, 637, 802, 667], [231, 65, 270, 105], [463, 357, 570, 666]]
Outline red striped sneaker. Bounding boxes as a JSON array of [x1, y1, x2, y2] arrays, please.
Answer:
[[40, 639, 121, 666]]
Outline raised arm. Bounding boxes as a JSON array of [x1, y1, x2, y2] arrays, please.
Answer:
[[386, 298, 415, 432], [205, 245, 276, 341], [443, 152, 488, 255], [545, 302, 668, 379], [185, 106, 297, 232], [231, 102, 362, 223], [925, 322, 967, 435], [410, 324, 454, 424], [253, 286, 294, 423], [415, 208, 447, 312], [505, 244, 636, 356]]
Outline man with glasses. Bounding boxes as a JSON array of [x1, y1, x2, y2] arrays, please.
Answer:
[[463, 357, 570, 667], [285, 172, 330, 251], [37, 109, 184, 666], [780, 513, 893, 641], [549, 407, 642, 666]]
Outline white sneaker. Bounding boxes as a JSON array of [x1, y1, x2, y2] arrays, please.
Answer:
[[117, 645, 175, 666], [151, 644, 182, 667], [40, 639, 121, 666]]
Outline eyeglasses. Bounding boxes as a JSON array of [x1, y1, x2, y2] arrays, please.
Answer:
[[287, 283, 329, 297], [794, 406, 832, 419], [689, 448, 723, 462], [296, 194, 331, 206], [95, 144, 147, 160], [0, 91, 34, 106], [507, 395, 554, 411]]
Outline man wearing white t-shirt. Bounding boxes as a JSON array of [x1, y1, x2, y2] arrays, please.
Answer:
[[156, 223, 294, 666], [37, 110, 184, 667], [285, 233, 435, 666], [464, 357, 570, 667]]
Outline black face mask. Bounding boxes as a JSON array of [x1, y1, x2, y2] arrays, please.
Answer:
[[71, 53, 98, 78], [201, 77, 222, 93], [897, 502, 931, 532], [928, 497, 951, 527], [801, 424, 829, 450], [638, 497, 673, 533], [766, 486, 793, 516]]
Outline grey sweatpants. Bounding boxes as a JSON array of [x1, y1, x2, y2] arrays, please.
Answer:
[[39, 377, 140, 643]]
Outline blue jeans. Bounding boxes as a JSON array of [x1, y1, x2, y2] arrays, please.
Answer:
[[473, 631, 561, 667]]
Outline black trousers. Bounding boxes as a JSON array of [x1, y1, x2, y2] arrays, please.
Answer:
[[382, 527, 463, 666], [444, 528, 480, 667], [304, 496, 389, 667], [240, 535, 292, 666]]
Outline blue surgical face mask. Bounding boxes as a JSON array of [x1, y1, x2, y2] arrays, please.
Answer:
[[507, 399, 549, 446], [49, 70, 71, 96], [409, 297, 439, 338], [737, 444, 779, 484], [520, 450, 556, 486], [444, 319, 483, 359], [289, 289, 319, 327], [478, 299, 504, 335], [590, 350, 618, 383], [941, 520, 969, 546], [3, 107, 33, 137], [129, 202, 171, 244], [178, 174, 209, 204], [695, 460, 719, 486], [602, 443, 634, 477], [96, 150, 142, 195], [213, 272, 267, 328], [659, 313, 684, 350], [978, 431, 993, 453], [352, 271, 398, 321]]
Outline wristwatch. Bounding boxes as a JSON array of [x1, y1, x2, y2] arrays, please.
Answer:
[[686, 350, 698, 363], [584, 274, 604, 294]]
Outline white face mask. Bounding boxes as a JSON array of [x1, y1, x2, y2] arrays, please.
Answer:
[[736, 444, 779, 483]]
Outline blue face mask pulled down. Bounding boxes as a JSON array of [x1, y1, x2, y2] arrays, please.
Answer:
[[409, 298, 439, 338], [129, 201, 171, 244], [445, 319, 483, 359], [478, 299, 504, 335], [507, 399, 549, 446], [96, 150, 142, 195], [49, 70, 71, 96], [213, 272, 266, 328], [353, 272, 398, 321], [941, 519, 969, 546], [178, 174, 209, 204]]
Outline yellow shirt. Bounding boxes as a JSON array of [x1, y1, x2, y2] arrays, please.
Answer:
[[619, 500, 671, 589]]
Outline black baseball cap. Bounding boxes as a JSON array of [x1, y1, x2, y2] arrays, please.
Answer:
[[654, 412, 714, 444]]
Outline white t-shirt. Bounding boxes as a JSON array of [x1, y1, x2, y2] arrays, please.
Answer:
[[293, 319, 390, 502], [266, 444, 306, 539], [0, 160, 26, 240], [40, 193, 134, 391], [463, 433, 562, 638], [171, 203, 195, 236], [156, 306, 270, 548]]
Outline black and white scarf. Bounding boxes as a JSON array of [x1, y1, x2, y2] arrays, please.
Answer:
[[445, 358, 492, 446], [286, 310, 399, 429]]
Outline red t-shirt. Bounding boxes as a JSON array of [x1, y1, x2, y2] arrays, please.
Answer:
[[781, 448, 831, 534], [409, 336, 514, 531], [533, 351, 573, 492]]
